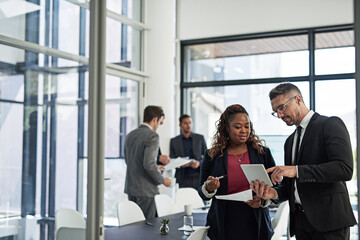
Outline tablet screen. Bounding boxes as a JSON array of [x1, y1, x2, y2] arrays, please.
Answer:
[[241, 164, 273, 187]]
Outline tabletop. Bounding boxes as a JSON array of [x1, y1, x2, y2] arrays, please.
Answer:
[[105, 212, 207, 240]]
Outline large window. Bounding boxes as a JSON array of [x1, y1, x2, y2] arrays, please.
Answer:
[[184, 34, 309, 82], [0, 0, 144, 239], [181, 26, 357, 239]]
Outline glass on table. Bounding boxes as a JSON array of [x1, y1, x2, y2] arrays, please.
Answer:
[[183, 215, 193, 236]]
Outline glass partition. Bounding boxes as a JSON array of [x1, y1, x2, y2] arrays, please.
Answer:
[[0, 0, 143, 237], [315, 30, 354, 75], [183, 82, 309, 166], [183, 34, 309, 82], [181, 26, 357, 239]]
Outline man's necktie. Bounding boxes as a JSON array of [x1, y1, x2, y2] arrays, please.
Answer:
[[291, 126, 303, 212], [294, 126, 302, 164]]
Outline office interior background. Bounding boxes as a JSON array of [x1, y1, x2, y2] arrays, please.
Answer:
[[0, 0, 358, 239]]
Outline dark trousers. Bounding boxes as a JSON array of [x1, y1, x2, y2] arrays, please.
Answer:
[[294, 205, 350, 240], [128, 195, 156, 219], [179, 172, 200, 189], [225, 201, 258, 240]]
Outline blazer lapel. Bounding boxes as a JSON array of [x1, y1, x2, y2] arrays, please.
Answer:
[[223, 148, 228, 177], [176, 135, 185, 156], [297, 113, 318, 164], [192, 134, 199, 158], [286, 133, 295, 166], [247, 145, 258, 164]]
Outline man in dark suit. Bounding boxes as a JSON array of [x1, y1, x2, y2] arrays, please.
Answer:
[[170, 114, 207, 189], [252, 83, 356, 240], [124, 106, 171, 219]]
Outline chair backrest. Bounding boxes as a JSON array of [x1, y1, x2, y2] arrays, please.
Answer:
[[55, 209, 86, 240], [175, 188, 205, 211], [271, 201, 290, 240], [187, 226, 210, 240], [154, 194, 181, 217], [117, 201, 146, 226]]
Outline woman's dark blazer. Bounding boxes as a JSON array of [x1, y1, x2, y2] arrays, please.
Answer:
[[198, 144, 275, 240]]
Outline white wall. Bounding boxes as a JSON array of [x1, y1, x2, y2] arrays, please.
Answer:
[[177, 0, 353, 40], [144, 0, 176, 155]]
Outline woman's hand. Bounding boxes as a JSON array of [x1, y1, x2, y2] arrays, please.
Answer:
[[245, 195, 262, 208], [205, 176, 220, 193]]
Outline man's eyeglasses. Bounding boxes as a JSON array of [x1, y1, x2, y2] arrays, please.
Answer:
[[271, 96, 296, 118]]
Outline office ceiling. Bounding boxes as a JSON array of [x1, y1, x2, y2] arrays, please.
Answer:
[[189, 30, 354, 60]]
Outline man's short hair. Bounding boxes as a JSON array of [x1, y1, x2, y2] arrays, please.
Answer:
[[179, 114, 190, 124], [143, 105, 164, 123], [269, 82, 303, 100]]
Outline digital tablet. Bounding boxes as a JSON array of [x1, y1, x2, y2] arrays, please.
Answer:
[[241, 164, 273, 187]]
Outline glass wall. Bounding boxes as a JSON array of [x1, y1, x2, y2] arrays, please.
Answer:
[[0, 0, 144, 239], [184, 34, 309, 82], [181, 26, 357, 239], [183, 82, 309, 166]]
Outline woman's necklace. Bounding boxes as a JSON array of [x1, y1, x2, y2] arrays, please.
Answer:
[[229, 148, 244, 163]]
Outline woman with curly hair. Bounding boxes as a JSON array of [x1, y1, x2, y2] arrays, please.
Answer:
[[198, 104, 275, 240]]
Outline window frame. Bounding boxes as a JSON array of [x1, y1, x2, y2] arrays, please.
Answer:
[[180, 23, 358, 238]]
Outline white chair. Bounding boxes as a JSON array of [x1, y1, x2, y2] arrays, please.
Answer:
[[187, 226, 210, 240], [155, 194, 182, 217], [175, 188, 205, 211], [55, 209, 86, 240], [117, 201, 146, 226], [271, 201, 290, 240]]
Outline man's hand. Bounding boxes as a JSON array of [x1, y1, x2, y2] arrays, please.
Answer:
[[245, 195, 262, 208], [163, 177, 171, 187], [250, 180, 277, 200], [205, 176, 220, 193], [190, 160, 200, 169], [267, 166, 297, 185], [158, 155, 170, 165]]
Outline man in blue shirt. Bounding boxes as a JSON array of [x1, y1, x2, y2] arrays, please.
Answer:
[[170, 114, 207, 189]]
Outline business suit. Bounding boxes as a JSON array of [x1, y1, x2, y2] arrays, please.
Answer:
[[275, 113, 356, 236], [124, 124, 164, 219], [199, 145, 275, 240], [170, 133, 207, 188]]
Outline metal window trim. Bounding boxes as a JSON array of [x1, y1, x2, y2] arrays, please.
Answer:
[[106, 67, 145, 83], [86, 0, 106, 239], [180, 24, 353, 46], [65, 0, 149, 31], [107, 63, 149, 78], [0, 34, 148, 80], [0, 34, 88, 64], [354, 0, 360, 236]]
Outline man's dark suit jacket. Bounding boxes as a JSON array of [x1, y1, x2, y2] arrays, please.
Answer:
[[275, 113, 357, 236], [169, 133, 207, 184]]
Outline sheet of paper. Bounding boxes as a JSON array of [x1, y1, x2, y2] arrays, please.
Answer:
[[215, 189, 253, 201], [192, 207, 209, 214], [178, 226, 204, 231], [163, 157, 192, 171]]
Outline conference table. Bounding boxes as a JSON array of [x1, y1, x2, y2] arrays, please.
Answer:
[[105, 212, 207, 240]]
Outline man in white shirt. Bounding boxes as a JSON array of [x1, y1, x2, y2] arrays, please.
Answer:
[[252, 83, 356, 240]]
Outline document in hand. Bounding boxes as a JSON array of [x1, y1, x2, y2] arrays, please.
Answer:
[[240, 164, 273, 187], [215, 189, 253, 201], [163, 157, 192, 171]]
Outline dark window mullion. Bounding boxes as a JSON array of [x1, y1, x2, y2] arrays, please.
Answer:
[[309, 30, 316, 111]]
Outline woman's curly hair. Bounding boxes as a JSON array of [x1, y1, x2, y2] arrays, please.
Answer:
[[208, 104, 265, 159]]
